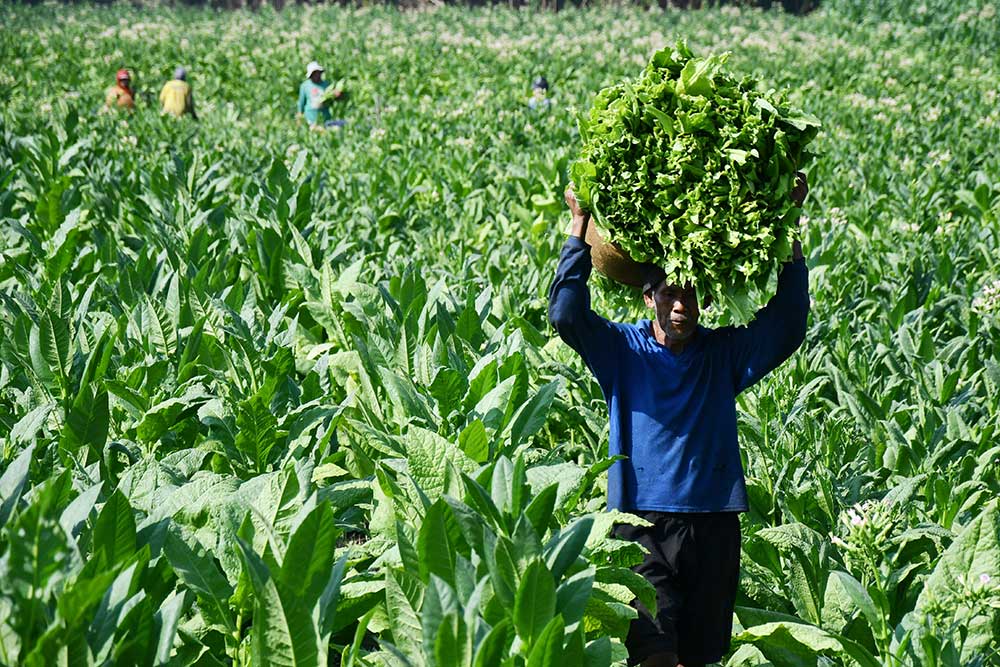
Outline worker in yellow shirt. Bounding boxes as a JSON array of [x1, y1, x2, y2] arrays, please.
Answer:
[[159, 67, 197, 119]]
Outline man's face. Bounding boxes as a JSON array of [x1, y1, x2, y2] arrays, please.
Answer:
[[119, 76, 130, 87], [310, 71, 323, 84], [643, 281, 700, 341]]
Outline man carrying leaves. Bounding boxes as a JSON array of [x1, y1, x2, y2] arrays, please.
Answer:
[[547, 176, 810, 667]]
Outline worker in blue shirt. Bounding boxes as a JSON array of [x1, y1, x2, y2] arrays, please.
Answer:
[[548, 175, 810, 667]]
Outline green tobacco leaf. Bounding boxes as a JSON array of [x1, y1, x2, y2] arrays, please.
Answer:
[[594, 566, 656, 615], [139, 294, 178, 358], [430, 367, 470, 416], [137, 384, 211, 444], [153, 589, 188, 666], [504, 381, 559, 450], [279, 502, 340, 608], [236, 538, 321, 667], [59, 481, 102, 538], [93, 490, 137, 570], [555, 569, 595, 626], [472, 619, 510, 667], [582, 596, 635, 639], [8, 403, 56, 447], [385, 569, 424, 660], [421, 576, 459, 662], [417, 500, 459, 585], [318, 552, 349, 638], [89, 557, 147, 662], [545, 517, 593, 582], [915, 500, 1000, 658], [5, 473, 74, 603], [828, 571, 885, 638], [734, 620, 880, 667], [61, 385, 109, 458], [0, 443, 35, 529], [434, 612, 471, 667], [583, 636, 612, 667], [458, 420, 489, 464], [526, 614, 565, 667], [523, 484, 558, 536], [163, 529, 235, 634], [514, 559, 556, 645], [405, 427, 474, 501], [29, 286, 71, 395]]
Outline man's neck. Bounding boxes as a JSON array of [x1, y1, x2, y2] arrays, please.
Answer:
[[651, 320, 693, 354]]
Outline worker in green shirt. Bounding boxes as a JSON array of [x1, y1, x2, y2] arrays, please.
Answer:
[[297, 61, 342, 127]]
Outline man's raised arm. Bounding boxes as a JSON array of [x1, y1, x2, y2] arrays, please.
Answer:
[[547, 188, 619, 383]]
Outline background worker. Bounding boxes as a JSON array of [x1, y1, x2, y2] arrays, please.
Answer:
[[548, 176, 810, 667], [105, 69, 135, 111], [528, 76, 552, 110], [297, 61, 341, 127], [160, 67, 197, 119]]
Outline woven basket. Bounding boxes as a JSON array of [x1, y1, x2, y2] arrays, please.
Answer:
[[584, 224, 650, 288]]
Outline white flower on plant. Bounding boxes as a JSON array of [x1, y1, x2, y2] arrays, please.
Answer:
[[973, 279, 1000, 316], [981, 573, 992, 585]]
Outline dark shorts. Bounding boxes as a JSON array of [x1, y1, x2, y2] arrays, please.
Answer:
[[612, 511, 741, 666]]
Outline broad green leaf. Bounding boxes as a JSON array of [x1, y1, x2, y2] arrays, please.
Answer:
[[0, 443, 35, 529], [5, 474, 74, 600], [417, 500, 458, 585], [405, 427, 474, 501], [163, 530, 235, 634], [828, 571, 885, 638], [153, 590, 188, 666], [472, 620, 510, 667], [555, 569, 595, 626], [236, 538, 321, 667], [60, 385, 109, 457], [458, 420, 489, 464], [526, 614, 565, 667], [29, 287, 71, 395], [504, 381, 559, 449], [385, 569, 424, 661], [93, 490, 137, 570], [915, 500, 1000, 659], [514, 559, 556, 645], [280, 502, 340, 607], [545, 517, 593, 582], [734, 621, 880, 667]]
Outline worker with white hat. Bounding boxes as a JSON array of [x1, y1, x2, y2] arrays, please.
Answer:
[[160, 66, 197, 119], [297, 61, 341, 126]]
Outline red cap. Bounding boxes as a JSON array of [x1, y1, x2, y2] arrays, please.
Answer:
[[117, 69, 130, 81]]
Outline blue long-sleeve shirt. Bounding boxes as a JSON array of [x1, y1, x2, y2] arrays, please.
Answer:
[[548, 236, 809, 513]]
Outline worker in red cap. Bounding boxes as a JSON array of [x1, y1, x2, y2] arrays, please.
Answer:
[[105, 69, 136, 111]]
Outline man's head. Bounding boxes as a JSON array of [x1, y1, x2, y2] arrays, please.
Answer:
[[174, 66, 187, 81], [306, 61, 324, 83], [532, 76, 548, 98], [117, 69, 131, 86], [642, 266, 700, 342]]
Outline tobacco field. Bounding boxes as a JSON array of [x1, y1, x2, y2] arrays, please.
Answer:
[[1, 0, 999, 664]]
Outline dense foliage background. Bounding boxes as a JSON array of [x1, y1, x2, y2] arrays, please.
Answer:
[[1, 0, 999, 665]]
